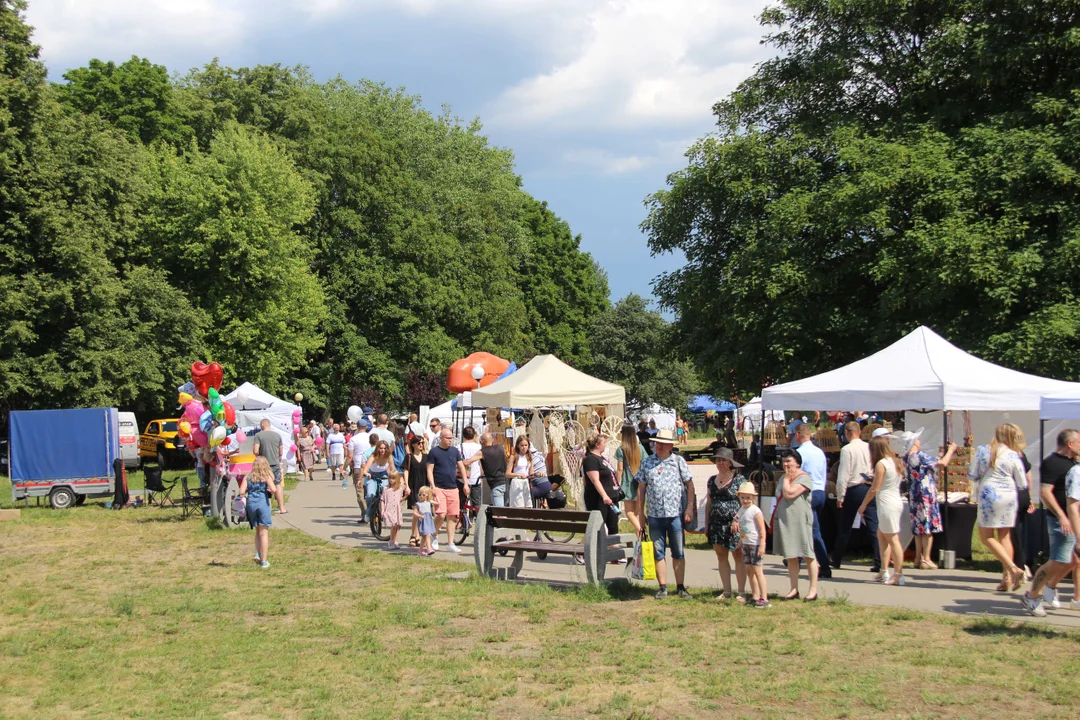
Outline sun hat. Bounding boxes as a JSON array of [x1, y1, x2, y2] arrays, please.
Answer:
[[712, 447, 744, 468], [871, 427, 892, 438], [652, 428, 676, 445], [736, 481, 757, 496], [890, 428, 924, 455]]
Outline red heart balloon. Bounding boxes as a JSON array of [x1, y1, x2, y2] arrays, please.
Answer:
[[223, 401, 236, 427], [190, 361, 224, 396]]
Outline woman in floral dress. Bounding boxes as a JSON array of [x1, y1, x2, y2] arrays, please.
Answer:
[[706, 448, 746, 600], [899, 429, 957, 569]]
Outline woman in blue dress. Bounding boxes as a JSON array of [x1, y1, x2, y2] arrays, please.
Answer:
[[239, 457, 278, 569], [897, 429, 957, 569]]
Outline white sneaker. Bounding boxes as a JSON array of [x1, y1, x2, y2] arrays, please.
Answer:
[[1043, 587, 1061, 609], [1069, 599, 1080, 611], [431, 539, 439, 551], [446, 543, 462, 554]]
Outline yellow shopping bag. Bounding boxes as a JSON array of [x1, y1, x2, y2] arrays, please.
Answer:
[[632, 538, 656, 581]]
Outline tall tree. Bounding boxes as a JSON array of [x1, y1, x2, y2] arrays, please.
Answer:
[[645, 0, 1080, 391], [141, 123, 326, 394], [590, 294, 700, 412]]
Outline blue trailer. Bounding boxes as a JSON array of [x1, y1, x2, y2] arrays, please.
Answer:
[[9, 408, 121, 509]]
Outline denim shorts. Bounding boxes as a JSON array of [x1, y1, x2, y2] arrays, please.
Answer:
[[247, 498, 272, 528], [490, 485, 507, 507], [1048, 515, 1077, 563], [647, 515, 685, 561], [741, 543, 763, 566]]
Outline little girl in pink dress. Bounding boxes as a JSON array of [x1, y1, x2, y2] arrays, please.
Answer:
[[381, 473, 407, 549]]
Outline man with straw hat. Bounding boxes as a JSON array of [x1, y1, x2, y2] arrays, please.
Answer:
[[635, 428, 696, 599]]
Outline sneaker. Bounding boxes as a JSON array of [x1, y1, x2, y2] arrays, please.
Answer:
[[1043, 587, 1061, 609], [655, 588, 669, 599], [1069, 599, 1080, 610], [253, 553, 261, 564], [677, 588, 692, 599], [573, 555, 585, 565], [260, 561, 270, 569], [1020, 593, 1047, 617], [754, 598, 771, 609], [431, 539, 439, 551], [446, 543, 462, 554]]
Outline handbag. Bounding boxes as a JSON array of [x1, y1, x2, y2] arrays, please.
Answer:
[[630, 529, 656, 581]]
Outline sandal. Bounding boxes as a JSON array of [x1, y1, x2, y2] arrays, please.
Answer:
[[408, 537, 419, 547], [1008, 566, 1025, 591], [995, 578, 1010, 592]]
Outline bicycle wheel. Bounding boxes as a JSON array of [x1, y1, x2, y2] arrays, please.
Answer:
[[369, 490, 389, 541], [542, 530, 577, 543], [455, 509, 471, 545]]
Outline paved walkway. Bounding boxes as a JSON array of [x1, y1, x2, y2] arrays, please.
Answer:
[[277, 465, 1080, 629]]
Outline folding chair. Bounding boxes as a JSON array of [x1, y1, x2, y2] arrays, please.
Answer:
[[179, 476, 208, 519], [143, 466, 176, 507]]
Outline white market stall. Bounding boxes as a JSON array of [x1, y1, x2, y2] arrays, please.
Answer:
[[761, 326, 1080, 559], [471, 355, 626, 507], [224, 382, 301, 475]]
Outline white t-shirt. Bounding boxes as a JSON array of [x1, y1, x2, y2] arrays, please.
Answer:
[[326, 432, 346, 457], [310, 424, 322, 438], [348, 434, 370, 467], [460, 441, 482, 485], [738, 504, 763, 546]]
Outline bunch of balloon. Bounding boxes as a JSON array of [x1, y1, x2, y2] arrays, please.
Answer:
[[290, 406, 302, 458]]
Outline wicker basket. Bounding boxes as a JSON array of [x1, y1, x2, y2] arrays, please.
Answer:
[[764, 420, 785, 446], [815, 426, 840, 452], [861, 423, 883, 442]]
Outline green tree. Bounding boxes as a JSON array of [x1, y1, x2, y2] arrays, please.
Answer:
[[589, 295, 700, 412], [645, 0, 1080, 390], [141, 123, 326, 393], [0, 1, 205, 415], [57, 56, 192, 146]]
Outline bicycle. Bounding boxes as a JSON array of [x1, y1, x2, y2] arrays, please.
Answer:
[[369, 482, 389, 541]]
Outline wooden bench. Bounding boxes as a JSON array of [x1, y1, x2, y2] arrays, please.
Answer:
[[473, 506, 635, 586], [679, 447, 714, 462]]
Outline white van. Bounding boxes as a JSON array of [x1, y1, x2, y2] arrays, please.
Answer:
[[118, 412, 140, 468]]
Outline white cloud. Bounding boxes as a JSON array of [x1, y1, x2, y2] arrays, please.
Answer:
[[490, 0, 771, 130], [562, 148, 646, 175], [26, 1, 258, 69]]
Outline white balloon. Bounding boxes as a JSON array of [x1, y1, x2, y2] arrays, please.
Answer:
[[347, 405, 362, 422], [235, 388, 250, 407]]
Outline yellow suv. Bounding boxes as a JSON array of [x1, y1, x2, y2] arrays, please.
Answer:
[[139, 419, 189, 469]]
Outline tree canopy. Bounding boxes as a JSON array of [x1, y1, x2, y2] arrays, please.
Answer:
[[644, 0, 1080, 395], [0, 0, 621, 417]]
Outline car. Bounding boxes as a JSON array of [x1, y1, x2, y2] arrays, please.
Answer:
[[139, 419, 190, 469]]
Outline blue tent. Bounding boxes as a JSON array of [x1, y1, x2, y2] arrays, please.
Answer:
[[688, 395, 736, 413]]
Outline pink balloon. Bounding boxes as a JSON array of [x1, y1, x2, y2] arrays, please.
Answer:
[[292, 409, 302, 419], [316, 437, 324, 446], [233, 428, 247, 444], [290, 444, 297, 453], [190, 428, 209, 448], [182, 400, 205, 424]]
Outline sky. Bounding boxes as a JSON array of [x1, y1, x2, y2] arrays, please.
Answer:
[[27, 0, 776, 304]]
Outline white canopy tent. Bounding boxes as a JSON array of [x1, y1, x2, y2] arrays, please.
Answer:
[[223, 382, 300, 473], [738, 397, 785, 431], [471, 354, 625, 408], [1041, 391, 1080, 420], [761, 326, 1080, 492], [762, 326, 1080, 412]]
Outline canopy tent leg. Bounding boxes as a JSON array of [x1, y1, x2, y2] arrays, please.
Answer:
[[942, 413, 949, 543], [1039, 419, 1045, 508]]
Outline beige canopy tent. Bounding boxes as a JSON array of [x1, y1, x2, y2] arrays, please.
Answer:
[[470, 354, 625, 408]]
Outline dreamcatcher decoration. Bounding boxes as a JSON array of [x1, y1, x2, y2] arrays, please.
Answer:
[[528, 410, 547, 455], [561, 418, 587, 506], [547, 412, 565, 476], [513, 415, 528, 444], [962, 410, 973, 447], [600, 415, 623, 464]]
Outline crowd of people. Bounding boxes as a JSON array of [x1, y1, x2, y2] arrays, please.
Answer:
[[240, 410, 1080, 618]]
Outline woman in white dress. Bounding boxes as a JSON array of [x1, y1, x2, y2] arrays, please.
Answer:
[[506, 436, 534, 508], [968, 423, 1029, 590], [859, 436, 906, 585]]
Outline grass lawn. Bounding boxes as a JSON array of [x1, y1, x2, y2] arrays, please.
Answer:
[[1, 507, 1079, 719]]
